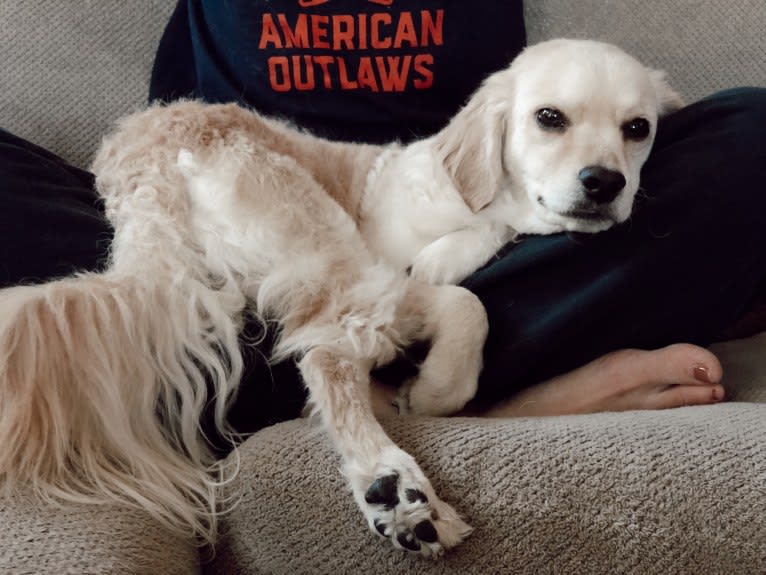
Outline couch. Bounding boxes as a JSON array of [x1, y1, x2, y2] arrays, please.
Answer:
[[1, 1, 765, 574]]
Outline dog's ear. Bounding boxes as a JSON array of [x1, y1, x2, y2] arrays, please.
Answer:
[[433, 79, 510, 213], [649, 69, 685, 116]]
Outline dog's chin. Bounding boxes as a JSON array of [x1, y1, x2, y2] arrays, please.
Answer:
[[557, 208, 616, 232], [533, 201, 617, 234]]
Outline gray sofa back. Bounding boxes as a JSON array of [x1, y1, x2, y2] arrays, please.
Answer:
[[525, 1, 766, 104], [1, 0, 764, 169]]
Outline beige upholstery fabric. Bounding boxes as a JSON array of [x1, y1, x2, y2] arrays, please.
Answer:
[[0, 0, 175, 169], [209, 402, 766, 575], [0, 494, 201, 575], [524, 0, 766, 103]]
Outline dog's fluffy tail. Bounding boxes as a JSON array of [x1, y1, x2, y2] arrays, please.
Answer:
[[0, 270, 244, 543]]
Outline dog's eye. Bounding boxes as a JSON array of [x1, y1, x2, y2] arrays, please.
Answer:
[[622, 118, 651, 141], [536, 108, 569, 131]]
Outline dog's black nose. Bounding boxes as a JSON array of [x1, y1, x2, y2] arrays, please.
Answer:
[[578, 166, 626, 204]]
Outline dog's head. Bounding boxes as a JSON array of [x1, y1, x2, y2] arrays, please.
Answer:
[[434, 38, 683, 234]]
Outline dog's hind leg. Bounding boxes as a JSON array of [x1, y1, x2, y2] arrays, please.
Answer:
[[298, 346, 472, 557], [392, 281, 488, 416]]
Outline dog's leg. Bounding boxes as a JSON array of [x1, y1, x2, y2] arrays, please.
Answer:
[[299, 346, 472, 557], [409, 222, 514, 285], [393, 281, 488, 416]]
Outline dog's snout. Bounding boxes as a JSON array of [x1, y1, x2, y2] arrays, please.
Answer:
[[578, 166, 626, 204]]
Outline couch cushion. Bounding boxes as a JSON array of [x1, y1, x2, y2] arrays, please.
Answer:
[[0, 494, 200, 575], [710, 331, 766, 402], [524, 0, 766, 103], [208, 402, 766, 575]]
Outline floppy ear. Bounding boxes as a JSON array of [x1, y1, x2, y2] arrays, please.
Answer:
[[432, 79, 510, 213], [649, 69, 685, 116]]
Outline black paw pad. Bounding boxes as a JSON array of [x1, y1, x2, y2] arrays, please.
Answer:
[[413, 520, 439, 543], [365, 473, 400, 507], [404, 488, 428, 504], [397, 530, 421, 551], [373, 518, 388, 536]]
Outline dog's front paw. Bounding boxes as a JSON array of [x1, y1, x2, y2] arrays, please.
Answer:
[[409, 228, 503, 285], [346, 449, 472, 557], [409, 247, 469, 285]]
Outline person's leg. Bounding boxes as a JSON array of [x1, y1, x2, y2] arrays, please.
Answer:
[[0, 129, 112, 286], [463, 87, 766, 410]]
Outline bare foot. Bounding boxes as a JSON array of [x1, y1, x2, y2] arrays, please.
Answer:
[[479, 343, 725, 417]]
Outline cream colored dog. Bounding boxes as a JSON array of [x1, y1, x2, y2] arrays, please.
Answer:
[[0, 39, 681, 557]]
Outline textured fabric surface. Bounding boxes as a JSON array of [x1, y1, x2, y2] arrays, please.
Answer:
[[710, 332, 766, 403], [0, 0, 175, 169], [524, 0, 766, 103], [0, 494, 201, 575], [209, 403, 766, 575]]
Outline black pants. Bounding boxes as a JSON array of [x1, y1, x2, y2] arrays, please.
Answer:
[[2, 88, 765, 434]]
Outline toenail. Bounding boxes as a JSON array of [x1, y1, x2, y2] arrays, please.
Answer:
[[693, 365, 712, 383], [712, 386, 725, 401]]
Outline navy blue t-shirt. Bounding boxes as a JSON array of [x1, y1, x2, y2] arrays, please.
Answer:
[[150, 0, 526, 143]]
